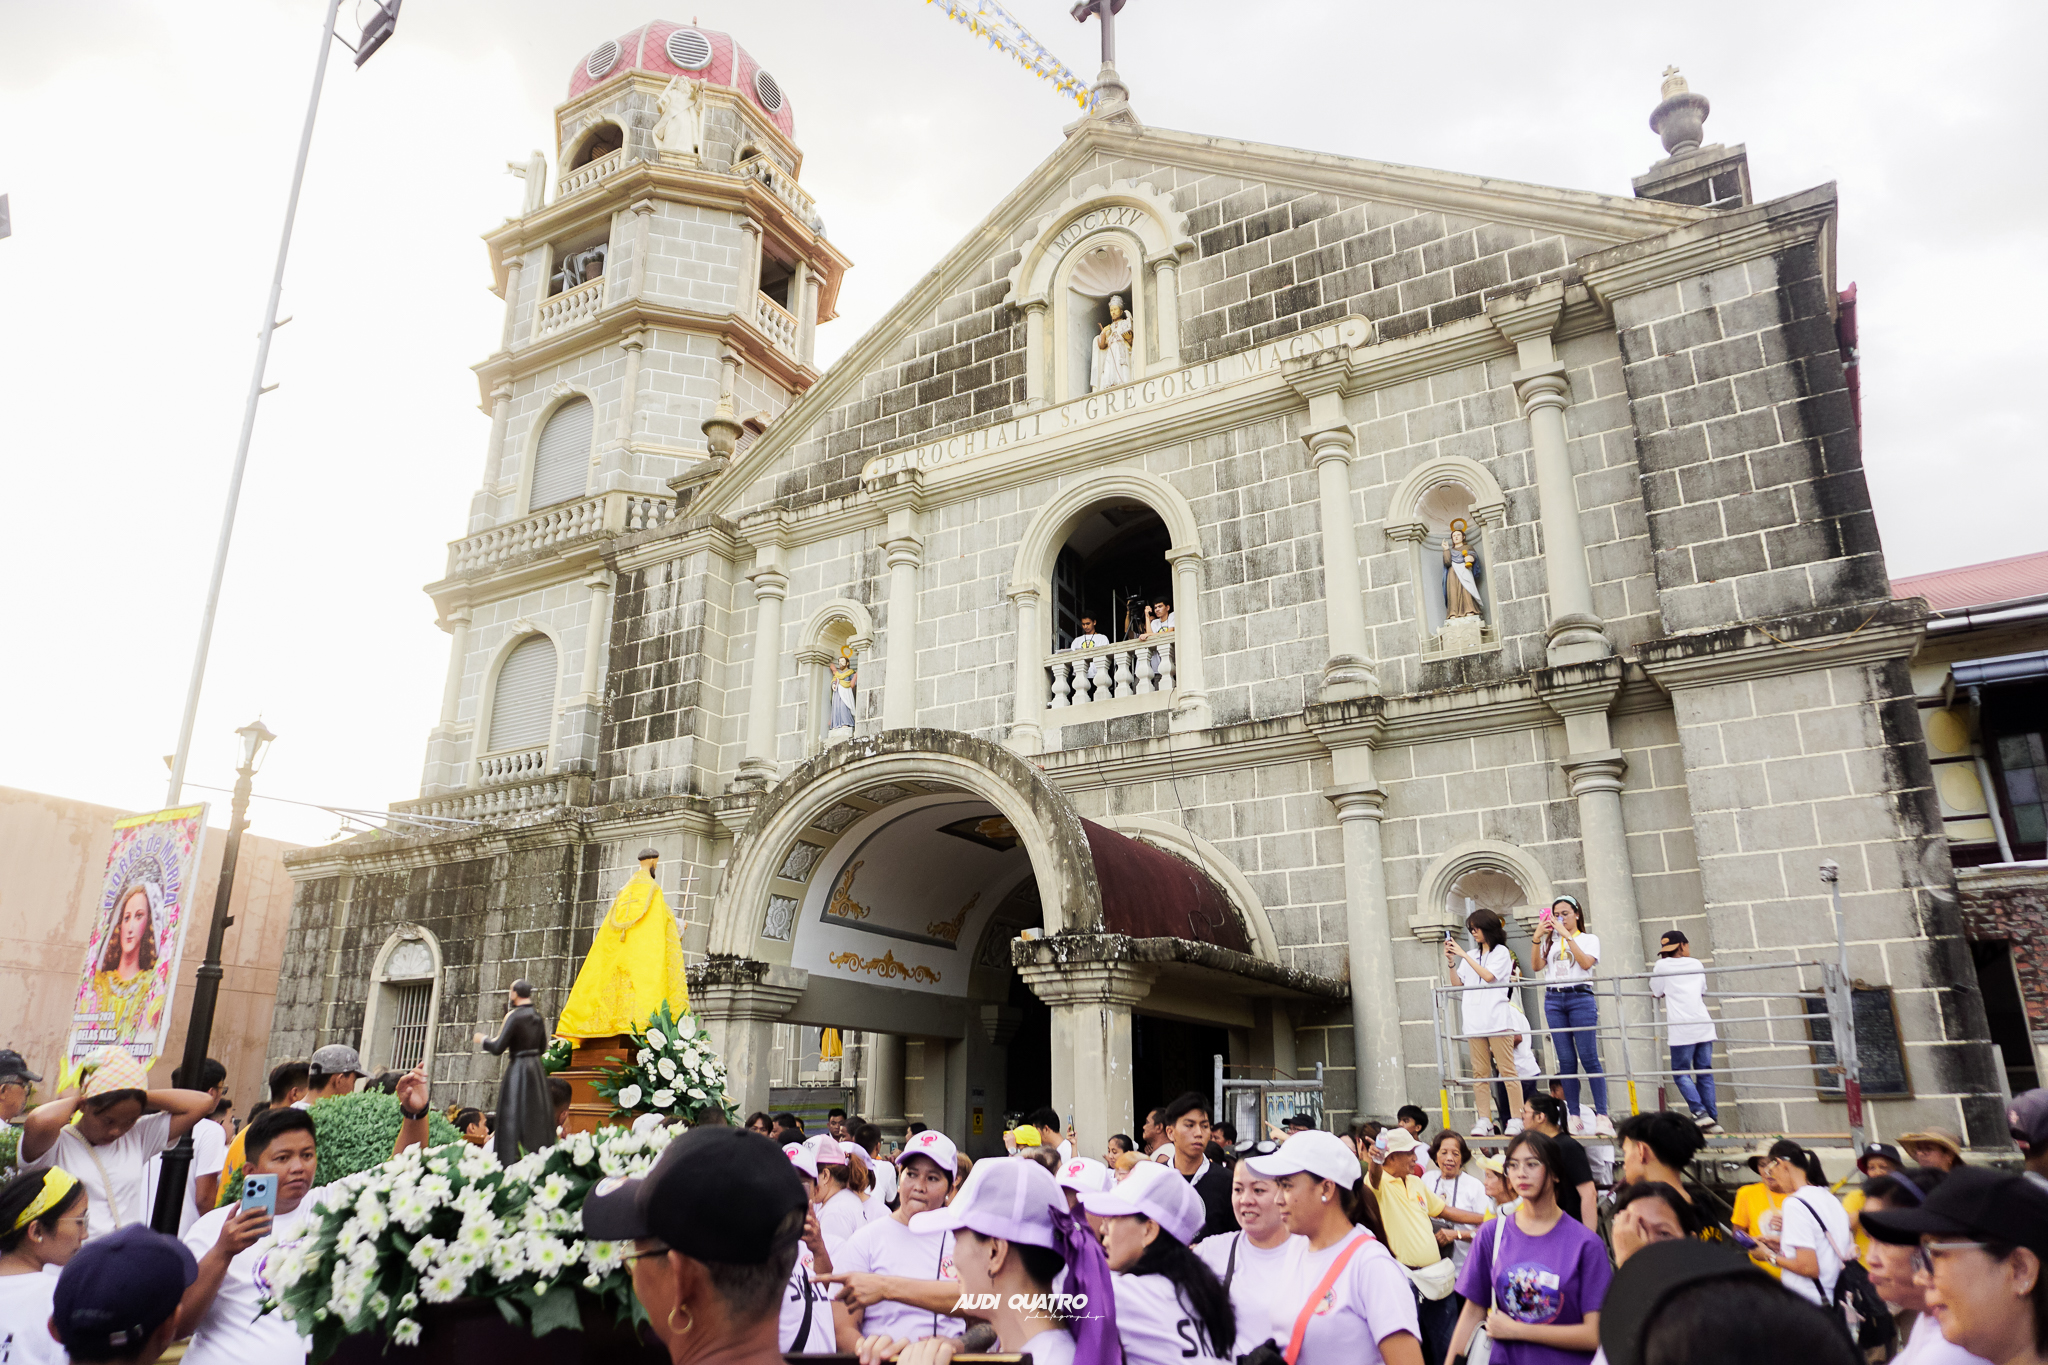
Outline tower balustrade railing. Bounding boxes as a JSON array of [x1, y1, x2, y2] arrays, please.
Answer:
[[447, 491, 676, 576], [555, 149, 624, 200]]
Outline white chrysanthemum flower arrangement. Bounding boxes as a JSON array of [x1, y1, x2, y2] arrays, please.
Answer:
[[261, 1124, 678, 1358], [591, 1002, 737, 1126]]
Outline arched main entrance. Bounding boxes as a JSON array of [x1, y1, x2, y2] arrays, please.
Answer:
[[695, 732, 1344, 1154]]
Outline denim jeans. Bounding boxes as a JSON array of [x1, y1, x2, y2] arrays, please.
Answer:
[[1545, 988, 1609, 1114], [1670, 1040, 1717, 1117]]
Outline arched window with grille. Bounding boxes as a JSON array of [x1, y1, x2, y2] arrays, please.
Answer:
[[359, 928, 443, 1076], [481, 634, 559, 783], [528, 397, 593, 510]]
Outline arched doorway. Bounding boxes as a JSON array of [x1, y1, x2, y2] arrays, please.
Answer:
[[698, 733, 1331, 1154]]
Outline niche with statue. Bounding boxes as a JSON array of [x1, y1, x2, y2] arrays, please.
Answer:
[[1385, 460, 1506, 659]]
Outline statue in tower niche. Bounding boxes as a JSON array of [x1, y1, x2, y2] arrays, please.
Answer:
[[507, 149, 547, 216], [1091, 294, 1133, 391], [829, 645, 857, 731], [555, 847, 692, 1042], [653, 75, 706, 158], [475, 979, 553, 1163], [1443, 519, 1484, 622]]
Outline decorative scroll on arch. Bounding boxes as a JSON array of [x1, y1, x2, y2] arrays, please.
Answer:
[[1004, 181, 1196, 408]]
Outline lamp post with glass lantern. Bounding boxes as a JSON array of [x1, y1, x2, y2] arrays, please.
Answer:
[[151, 719, 275, 1232]]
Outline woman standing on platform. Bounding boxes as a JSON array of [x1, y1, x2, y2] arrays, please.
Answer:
[[1534, 896, 1614, 1137], [1447, 909, 1522, 1137]]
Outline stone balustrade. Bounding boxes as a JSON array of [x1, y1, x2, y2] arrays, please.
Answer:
[[391, 773, 573, 821], [733, 154, 818, 225], [556, 149, 623, 200], [447, 490, 676, 576], [477, 746, 548, 786], [1048, 635, 1175, 708], [535, 276, 605, 338], [754, 292, 798, 356]]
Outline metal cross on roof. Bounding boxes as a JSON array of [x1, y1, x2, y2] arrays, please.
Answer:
[[1070, 0, 1127, 69]]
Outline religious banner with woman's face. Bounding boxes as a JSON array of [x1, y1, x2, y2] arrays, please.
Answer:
[[65, 804, 210, 1067]]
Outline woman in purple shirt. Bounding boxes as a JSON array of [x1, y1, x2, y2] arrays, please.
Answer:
[[1446, 1130, 1611, 1365]]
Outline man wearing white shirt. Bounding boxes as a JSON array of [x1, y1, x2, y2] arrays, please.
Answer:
[[1066, 617, 1110, 689], [1650, 930, 1721, 1132]]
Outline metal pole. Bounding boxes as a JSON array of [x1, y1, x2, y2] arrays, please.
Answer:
[[149, 758, 255, 1232], [1097, 0, 1116, 64], [164, 0, 344, 808], [1819, 859, 1866, 1150]]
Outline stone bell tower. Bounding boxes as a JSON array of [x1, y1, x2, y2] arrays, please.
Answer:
[[411, 20, 851, 811]]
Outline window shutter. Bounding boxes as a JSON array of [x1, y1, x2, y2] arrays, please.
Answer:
[[528, 397, 593, 509], [488, 635, 558, 751]]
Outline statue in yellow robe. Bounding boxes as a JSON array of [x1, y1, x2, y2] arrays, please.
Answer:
[[555, 848, 691, 1041]]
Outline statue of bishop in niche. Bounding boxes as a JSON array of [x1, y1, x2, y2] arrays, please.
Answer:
[[1091, 295, 1133, 391]]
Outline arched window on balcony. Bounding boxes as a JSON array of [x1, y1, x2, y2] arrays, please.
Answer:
[[480, 633, 558, 785], [528, 397, 593, 511]]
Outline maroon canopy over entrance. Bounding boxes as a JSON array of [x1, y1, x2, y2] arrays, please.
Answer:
[[1080, 818, 1250, 953]]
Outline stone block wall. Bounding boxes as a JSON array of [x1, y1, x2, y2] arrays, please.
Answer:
[[640, 201, 749, 315], [1604, 206, 1887, 633], [598, 538, 742, 803]]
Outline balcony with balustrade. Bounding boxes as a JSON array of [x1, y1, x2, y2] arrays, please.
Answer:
[[733, 154, 818, 227], [1044, 633, 1178, 727], [556, 148, 624, 200], [445, 489, 676, 580], [390, 769, 587, 823], [754, 291, 799, 358], [535, 275, 606, 340]]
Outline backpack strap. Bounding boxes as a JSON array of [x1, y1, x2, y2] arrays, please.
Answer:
[[1224, 1232, 1242, 1293], [1284, 1231, 1371, 1365], [795, 1265, 816, 1349]]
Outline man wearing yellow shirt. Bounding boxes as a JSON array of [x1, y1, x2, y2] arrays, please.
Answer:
[[1368, 1128, 1485, 1364]]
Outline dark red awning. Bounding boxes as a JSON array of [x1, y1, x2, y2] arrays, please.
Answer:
[[1080, 819, 1250, 954]]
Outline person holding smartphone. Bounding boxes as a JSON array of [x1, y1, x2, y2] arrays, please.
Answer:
[[1445, 910, 1522, 1137], [1534, 895, 1613, 1138]]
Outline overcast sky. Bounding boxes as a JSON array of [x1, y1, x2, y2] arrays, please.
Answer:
[[2, 1, 2040, 848]]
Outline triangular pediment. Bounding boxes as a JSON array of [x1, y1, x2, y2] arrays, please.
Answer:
[[698, 119, 1710, 521]]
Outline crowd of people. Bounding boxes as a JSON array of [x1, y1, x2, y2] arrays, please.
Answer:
[[3, 1028, 2045, 1365]]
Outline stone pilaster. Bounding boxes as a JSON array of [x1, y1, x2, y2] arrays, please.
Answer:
[[876, 471, 927, 731], [1165, 544, 1211, 731], [689, 958, 807, 1120], [1006, 584, 1044, 755], [498, 254, 525, 352], [1151, 256, 1181, 370], [737, 518, 791, 789], [1021, 299, 1049, 408], [1307, 426, 1379, 700]]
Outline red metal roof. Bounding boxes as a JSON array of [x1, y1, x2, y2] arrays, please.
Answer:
[[1081, 820, 1251, 954], [566, 22, 795, 139], [1893, 550, 2048, 612]]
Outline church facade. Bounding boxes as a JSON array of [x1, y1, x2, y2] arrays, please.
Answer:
[[274, 23, 2009, 1154]]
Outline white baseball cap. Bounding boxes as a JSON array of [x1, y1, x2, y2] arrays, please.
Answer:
[[1381, 1128, 1423, 1157], [897, 1128, 959, 1174], [910, 1155, 1064, 1249], [784, 1141, 820, 1179], [804, 1135, 848, 1166], [1078, 1159, 1205, 1244], [1245, 1129, 1362, 1187], [1055, 1156, 1115, 1195]]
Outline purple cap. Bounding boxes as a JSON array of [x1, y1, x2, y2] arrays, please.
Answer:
[[51, 1225, 197, 1357], [2009, 1088, 2048, 1154], [1078, 1160, 1205, 1245]]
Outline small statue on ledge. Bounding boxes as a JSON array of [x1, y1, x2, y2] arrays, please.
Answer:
[[1443, 519, 1485, 623], [476, 978, 553, 1164]]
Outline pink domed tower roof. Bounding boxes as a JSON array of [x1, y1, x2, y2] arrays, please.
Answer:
[[566, 21, 795, 140]]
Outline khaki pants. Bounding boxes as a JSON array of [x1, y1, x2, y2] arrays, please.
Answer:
[[1467, 1034, 1523, 1123]]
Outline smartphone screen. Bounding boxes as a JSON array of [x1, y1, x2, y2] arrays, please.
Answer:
[[241, 1173, 277, 1219]]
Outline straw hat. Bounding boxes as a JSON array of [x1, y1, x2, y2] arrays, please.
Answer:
[[1896, 1127, 1964, 1160]]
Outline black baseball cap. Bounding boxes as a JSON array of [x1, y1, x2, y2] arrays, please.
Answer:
[[1859, 1163, 2048, 1255], [1856, 1142, 1904, 1175], [1657, 930, 1688, 955], [51, 1225, 197, 1357], [583, 1126, 805, 1263], [0, 1049, 40, 1083], [1599, 1239, 1771, 1365]]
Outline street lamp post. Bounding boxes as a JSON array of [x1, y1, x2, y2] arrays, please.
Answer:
[[151, 720, 276, 1233]]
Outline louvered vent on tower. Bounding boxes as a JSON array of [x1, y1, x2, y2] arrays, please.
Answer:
[[528, 397, 594, 510], [586, 39, 620, 80], [665, 28, 712, 70], [488, 635, 559, 753], [753, 69, 784, 112]]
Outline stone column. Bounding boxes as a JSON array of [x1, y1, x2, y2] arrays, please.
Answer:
[[1165, 545, 1211, 731], [740, 218, 764, 308], [1328, 780, 1405, 1118], [869, 1033, 907, 1138], [1562, 749, 1649, 989], [482, 383, 514, 489], [793, 260, 816, 366], [436, 608, 472, 727], [884, 538, 922, 729], [615, 330, 645, 450], [1307, 426, 1378, 700], [1151, 257, 1182, 370], [1489, 289, 1609, 665], [690, 961, 807, 1120], [1021, 299, 1049, 408], [738, 545, 789, 788], [629, 199, 656, 300], [1006, 584, 1044, 755], [1249, 1000, 1298, 1080], [578, 571, 615, 701], [1017, 960, 1157, 1158], [499, 255, 525, 351]]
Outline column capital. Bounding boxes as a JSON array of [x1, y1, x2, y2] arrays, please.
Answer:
[[1324, 781, 1387, 821], [747, 567, 789, 601], [739, 216, 763, 238], [794, 644, 833, 669], [1016, 959, 1159, 1010], [1559, 747, 1628, 796], [622, 329, 648, 354], [581, 568, 618, 594], [1005, 582, 1041, 604], [1304, 425, 1356, 468], [1019, 294, 1050, 316], [629, 197, 658, 218], [490, 381, 514, 401], [884, 536, 924, 570], [1511, 363, 1571, 415], [687, 958, 809, 1021], [1165, 541, 1204, 568], [437, 606, 472, 632]]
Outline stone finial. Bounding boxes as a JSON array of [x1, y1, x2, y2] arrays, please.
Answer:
[[1650, 65, 1712, 156]]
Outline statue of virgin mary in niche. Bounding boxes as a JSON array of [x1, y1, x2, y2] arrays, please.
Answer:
[[1443, 519, 1484, 621]]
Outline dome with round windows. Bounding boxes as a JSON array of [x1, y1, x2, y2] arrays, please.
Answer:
[[567, 21, 794, 138]]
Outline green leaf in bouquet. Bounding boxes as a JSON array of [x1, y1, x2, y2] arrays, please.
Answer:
[[527, 1281, 583, 1337]]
